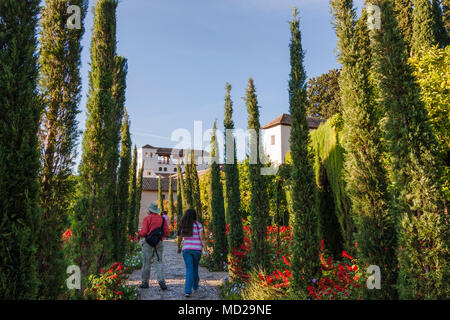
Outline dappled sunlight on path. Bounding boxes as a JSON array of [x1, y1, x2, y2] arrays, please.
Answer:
[[126, 239, 228, 300]]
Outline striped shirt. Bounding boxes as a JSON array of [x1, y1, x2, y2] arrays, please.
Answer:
[[182, 222, 203, 252]]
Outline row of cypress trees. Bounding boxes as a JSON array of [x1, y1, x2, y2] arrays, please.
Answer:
[[0, 0, 143, 298], [327, 0, 448, 299]]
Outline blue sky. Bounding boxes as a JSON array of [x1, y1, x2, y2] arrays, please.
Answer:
[[76, 0, 365, 163]]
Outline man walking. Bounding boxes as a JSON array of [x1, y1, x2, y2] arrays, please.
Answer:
[[138, 202, 169, 290]]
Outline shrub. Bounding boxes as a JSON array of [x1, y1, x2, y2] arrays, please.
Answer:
[[83, 262, 138, 300]]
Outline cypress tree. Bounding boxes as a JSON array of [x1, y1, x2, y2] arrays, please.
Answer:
[[127, 145, 138, 235], [288, 8, 319, 296], [0, 0, 42, 299], [134, 164, 144, 232], [245, 78, 269, 271], [432, 0, 448, 46], [72, 0, 118, 276], [168, 176, 175, 230], [158, 175, 164, 210], [393, 0, 414, 52], [331, 1, 397, 299], [369, 0, 449, 299], [115, 109, 131, 260], [176, 163, 184, 226], [183, 150, 194, 209], [210, 121, 228, 270], [37, 0, 87, 298], [412, 0, 437, 55], [191, 150, 203, 222], [223, 83, 244, 253], [104, 54, 126, 262]]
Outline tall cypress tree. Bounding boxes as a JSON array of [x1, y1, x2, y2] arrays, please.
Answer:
[[168, 176, 175, 229], [158, 175, 164, 210], [432, 0, 449, 46], [0, 0, 42, 299], [288, 8, 319, 296], [115, 109, 131, 260], [331, 1, 397, 299], [190, 150, 203, 222], [37, 0, 87, 298], [72, 0, 118, 276], [223, 83, 244, 253], [127, 145, 138, 235], [412, 0, 437, 55], [183, 150, 194, 209], [134, 164, 144, 232], [369, 0, 449, 299], [104, 54, 126, 262], [210, 121, 228, 270], [176, 163, 184, 226], [393, 0, 414, 52], [245, 78, 269, 271]]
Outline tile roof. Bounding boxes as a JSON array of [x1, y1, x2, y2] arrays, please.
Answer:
[[142, 177, 178, 192], [262, 113, 324, 130]]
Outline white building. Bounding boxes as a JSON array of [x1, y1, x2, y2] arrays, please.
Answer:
[[262, 113, 323, 165], [137, 145, 209, 228]]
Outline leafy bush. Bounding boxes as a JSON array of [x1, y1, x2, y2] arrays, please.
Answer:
[[83, 262, 138, 300]]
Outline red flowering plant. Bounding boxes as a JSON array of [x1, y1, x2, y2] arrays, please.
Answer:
[[307, 239, 362, 300], [227, 219, 252, 283], [62, 228, 73, 248], [84, 262, 139, 300], [199, 216, 215, 270]]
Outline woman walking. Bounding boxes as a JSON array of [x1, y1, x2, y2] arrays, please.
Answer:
[[177, 209, 207, 297]]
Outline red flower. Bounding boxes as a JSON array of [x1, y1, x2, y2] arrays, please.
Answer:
[[282, 255, 290, 266], [341, 251, 354, 260]]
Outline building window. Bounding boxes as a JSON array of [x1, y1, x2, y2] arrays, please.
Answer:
[[159, 167, 162, 171], [147, 171, 151, 175], [150, 152, 153, 158], [162, 195, 166, 200], [174, 168, 177, 172], [145, 152, 148, 157], [164, 167, 167, 172], [271, 135, 275, 145]]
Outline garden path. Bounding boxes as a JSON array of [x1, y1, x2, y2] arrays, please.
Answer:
[[126, 239, 228, 300]]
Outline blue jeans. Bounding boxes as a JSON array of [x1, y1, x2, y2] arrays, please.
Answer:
[[182, 250, 202, 294]]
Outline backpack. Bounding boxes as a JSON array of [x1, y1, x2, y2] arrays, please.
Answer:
[[145, 216, 165, 248]]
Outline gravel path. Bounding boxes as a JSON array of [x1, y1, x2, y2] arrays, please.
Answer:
[[126, 239, 228, 300]]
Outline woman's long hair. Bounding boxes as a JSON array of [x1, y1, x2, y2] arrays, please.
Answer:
[[178, 209, 197, 237]]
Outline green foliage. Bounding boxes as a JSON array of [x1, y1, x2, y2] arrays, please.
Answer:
[[245, 78, 270, 271], [210, 121, 228, 270], [0, 0, 42, 299], [307, 69, 342, 120], [432, 0, 449, 47], [288, 8, 320, 296], [310, 118, 353, 251], [223, 83, 244, 254], [37, 0, 87, 299], [158, 175, 163, 210], [176, 163, 184, 226], [412, 0, 437, 55], [393, 0, 414, 52], [73, 0, 119, 275], [332, 1, 397, 299], [241, 269, 285, 300], [190, 150, 203, 222], [135, 164, 144, 232], [127, 146, 138, 235], [83, 262, 138, 300], [168, 176, 175, 229], [238, 159, 251, 217], [370, 0, 448, 299], [115, 110, 131, 261], [410, 45, 450, 201]]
